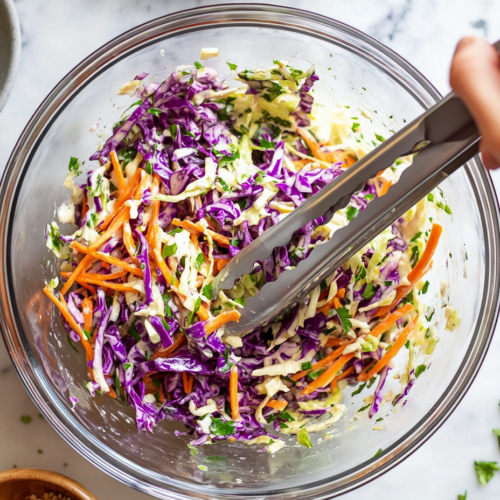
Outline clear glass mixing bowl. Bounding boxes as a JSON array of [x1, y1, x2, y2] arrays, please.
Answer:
[[1, 5, 499, 499]]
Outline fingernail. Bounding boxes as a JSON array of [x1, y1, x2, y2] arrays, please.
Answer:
[[456, 36, 481, 52]]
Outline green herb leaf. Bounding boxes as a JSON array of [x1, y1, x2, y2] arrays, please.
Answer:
[[358, 404, 371, 412], [187, 297, 202, 325], [279, 411, 295, 422], [421, 281, 430, 294], [427, 193, 434, 202], [162, 293, 172, 318], [355, 265, 367, 282], [226, 62, 237, 70], [194, 61, 204, 70], [301, 361, 312, 371], [123, 363, 132, 371], [404, 340, 410, 349], [20, 415, 32, 424], [458, 491, 467, 500], [374, 449, 383, 457], [210, 418, 235, 436], [262, 82, 286, 102], [205, 455, 226, 462], [307, 368, 326, 381], [83, 329, 92, 342], [367, 376, 377, 388], [362, 282, 377, 300], [216, 176, 231, 192], [474, 461, 499, 485], [195, 253, 205, 270], [128, 323, 141, 343], [233, 296, 245, 307], [336, 307, 352, 332], [351, 122, 360, 132], [346, 206, 359, 221], [297, 427, 312, 448], [202, 284, 212, 300], [145, 160, 153, 176], [162, 243, 177, 259], [365, 193, 374, 201], [374, 133, 386, 142], [415, 365, 426, 378], [260, 139, 276, 149], [68, 157, 81, 175], [351, 383, 366, 396], [385, 280, 393, 286], [148, 107, 163, 117], [411, 231, 422, 242]]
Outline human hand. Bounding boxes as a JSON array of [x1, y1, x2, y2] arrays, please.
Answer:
[[450, 36, 500, 169]]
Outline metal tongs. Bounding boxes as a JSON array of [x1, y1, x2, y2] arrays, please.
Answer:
[[213, 44, 499, 336]]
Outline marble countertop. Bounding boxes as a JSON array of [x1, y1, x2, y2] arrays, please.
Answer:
[[1, 0, 500, 498]]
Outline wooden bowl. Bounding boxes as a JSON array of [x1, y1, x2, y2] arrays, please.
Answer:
[[0, 469, 96, 500]]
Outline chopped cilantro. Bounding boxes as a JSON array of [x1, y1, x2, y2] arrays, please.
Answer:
[[194, 61, 204, 69], [346, 206, 359, 221], [421, 281, 430, 294], [226, 62, 237, 70], [474, 461, 499, 485], [202, 284, 212, 300], [427, 193, 434, 202], [195, 253, 205, 270], [217, 176, 230, 192], [362, 282, 376, 300], [301, 361, 312, 371], [336, 307, 352, 332], [148, 107, 163, 117], [415, 365, 426, 378], [210, 418, 235, 436], [68, 157, 81, 175], [374, 133, 385, 142], [352, 383, 366, 396], [21, 415, 32, 424], [162, 243, 177, 259]]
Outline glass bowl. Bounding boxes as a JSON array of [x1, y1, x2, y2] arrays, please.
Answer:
[[1, 5, 499, 499]]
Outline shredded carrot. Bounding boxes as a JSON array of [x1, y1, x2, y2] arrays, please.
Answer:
[[172, 218, 231, 248], [82, 297, 93, 333], [377, 179, 392, 197], [152, 333, 186, 360], [369, 303, 413, 337], [317, 290, 345, 315], [266, 399, 288, 411], [89, 206, 131, 252], [195, 275, 204, 288], [146, 176, 160, 249], [44, 287, 94, 362], [77, 277, 138, 293], [107, 386, 118, 399], [374, 224, 442, 317], [81, 192, 88, 220], [60, 254, 94, 295], [297, 128, 328, 162], [302, 353, 356, 395], [330, 365, 356, 392], [292, 159, 310, 169], [153, 247, 179, 289], [298, 303, 414, 380], [81, 270, 128, 281], [204, 310, 241, 336], [75, 280, 97, 296], [217, 259, 229, 272], [358, 317, 418, 382], [182, 372, 194, 394], [230, 365, 240, 421], [71, 241, 142, 277], [325, 337, 349, 347], [101, 169, 142, 230], [197, 304, 210, 322], [110, 150, 125, 193]]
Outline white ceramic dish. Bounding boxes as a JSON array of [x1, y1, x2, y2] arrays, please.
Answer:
[[0, 0, 21, 111]]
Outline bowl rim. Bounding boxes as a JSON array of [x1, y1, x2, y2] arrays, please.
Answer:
[[0, 4, 499, 499], [0, 467, 96, 500]]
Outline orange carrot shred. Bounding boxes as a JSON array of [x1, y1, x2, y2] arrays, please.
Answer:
[[61, 254, 94, 295], [182, 372, 194, 394], [77, 277, 138, 293], [302, 353, 356, 395], [152, 333, 186, 360], [44, 287, 94, 363], [266, 399, 288, 411], [204, 310, 241, 336], [82, 297, 93, 333], [89, 206, 131, 252], [81, 270, 127, 281], [123, 221, 138, 262], [110, 150, 125, 193], [197, 304, 210, 322], [71, 241, 142, 277], [358, 317, 418, 382], [296, 128, 328, 162], [230, 365, 240, 421], [330, 365, 356, 393]]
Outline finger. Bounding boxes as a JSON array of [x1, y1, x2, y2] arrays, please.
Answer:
[[450, 37, 500, 169], [480, 146, 500, 171]]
